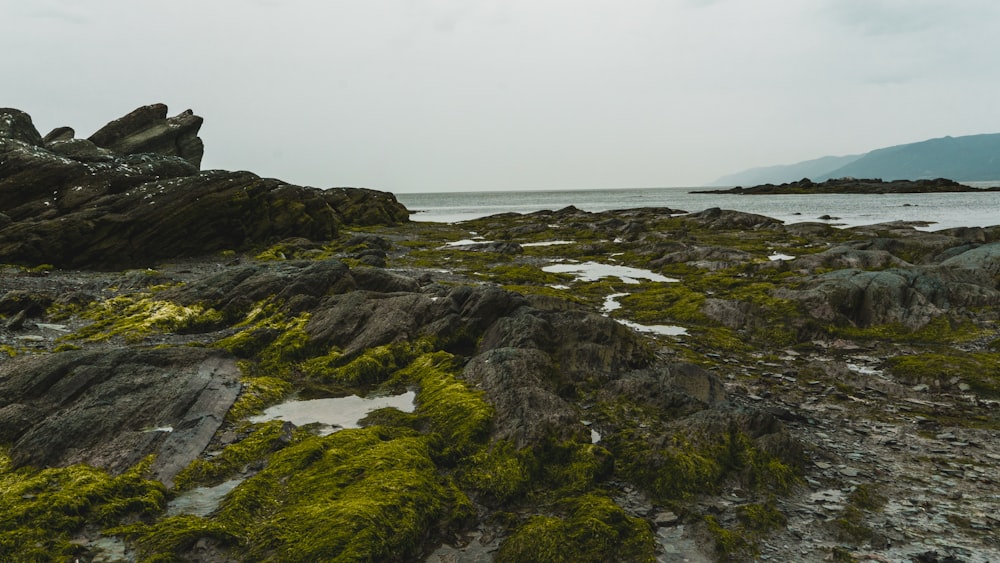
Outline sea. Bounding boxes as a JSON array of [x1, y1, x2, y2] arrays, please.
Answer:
[[396, 182, 1000, 231]]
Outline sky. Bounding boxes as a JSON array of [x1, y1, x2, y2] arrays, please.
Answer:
[[4, 0, 1000, 193]]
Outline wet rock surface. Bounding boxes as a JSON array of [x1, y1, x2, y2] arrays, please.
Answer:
[[0, 347, 240, 485]]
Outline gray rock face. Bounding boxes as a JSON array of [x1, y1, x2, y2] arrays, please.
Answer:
[[88, 103, 205, 168], [0, 347, 241, 485], [780, 264, 1000, 328]]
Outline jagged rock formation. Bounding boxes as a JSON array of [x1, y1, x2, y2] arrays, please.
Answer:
[[0, 105, 409, 269], [86, 103, 204, 168]]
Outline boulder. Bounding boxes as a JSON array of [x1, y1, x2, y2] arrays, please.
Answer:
[[0, 347, 241, 485], [87, 103, 204, 168], [463, 347, 585, 447]]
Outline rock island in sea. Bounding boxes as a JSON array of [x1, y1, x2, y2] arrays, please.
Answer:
[[1, 105, 998, 562]]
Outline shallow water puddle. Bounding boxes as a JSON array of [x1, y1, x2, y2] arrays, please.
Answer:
[[601, 293, 688, 336], [167, 479, 243, 517], [249, 391, 417, 435], [617, 319, 688, 336], [521, 240, 574, 247], [542, 261, 679, 284]]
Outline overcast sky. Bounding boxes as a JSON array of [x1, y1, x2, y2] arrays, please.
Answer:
[[4, 0, 999, 193]]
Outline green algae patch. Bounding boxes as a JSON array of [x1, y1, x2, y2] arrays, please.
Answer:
[[215, 305, 313, 374], [397, 351, 494, 460], [301, 340, 432, 386], [0, 452, 165, 561], [458, 440, 533, 503], [888, 350, 1000, 397], [496, 493, 655, 563], [605, 424, 799, 502], [226, 375, 294, 421], [71, 295, 224, 343], [704, 515, 759, 560], [705, 499, 791, 557], [113, 514, 239, 562], [222, 427, 466, 562]]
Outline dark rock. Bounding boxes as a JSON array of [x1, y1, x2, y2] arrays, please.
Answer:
[[463, 347, 584, 447], [46, 138, 116, 162], [695, 177, 987, 195], [88, 103, 204, 168], [686, 207, 782, 230], [0, 289, 55, 316], [0, 108, 43, 146], [0, 347, 241, 485], [42, 126, 75, 144], [792, 245, 910, 270], [602, 362, 726, 416], [322, 187, 409, 226], [1, 106, 413, 268], [165, 260, 355, 318], [0, 170, 340, 269], [4, 309, 28, 331], [778, 265, 1000, 328]]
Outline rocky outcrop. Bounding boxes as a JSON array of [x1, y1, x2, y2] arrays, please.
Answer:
[[780, 259, 1000, 329], [87, 103, 205, 168], [0, 347, 241, 485], [322, 187, 411, 226], [0, 106, 410, 269]]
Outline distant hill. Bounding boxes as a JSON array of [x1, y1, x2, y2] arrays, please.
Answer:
[[711, 133, 1000, 186]]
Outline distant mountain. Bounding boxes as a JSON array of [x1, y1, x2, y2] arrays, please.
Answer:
[[711, 133, 1000, 186], [712, 154, 863, 187]]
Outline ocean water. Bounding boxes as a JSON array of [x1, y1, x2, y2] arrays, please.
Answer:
[[396, 184, 1000, 230]]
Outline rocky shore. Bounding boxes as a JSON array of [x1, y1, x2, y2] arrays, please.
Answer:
[[695, 177, 1000, 195], [1, 107, 998, 562]]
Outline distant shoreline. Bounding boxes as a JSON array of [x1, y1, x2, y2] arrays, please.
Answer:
[[693, 177, 1000, 195]]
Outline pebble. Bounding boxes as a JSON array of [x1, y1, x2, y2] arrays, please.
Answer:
[[653, 511, 679, 527]]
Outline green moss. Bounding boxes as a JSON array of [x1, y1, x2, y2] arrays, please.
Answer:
[[300, 340, 429, 386], [112, 514, 239, 562], [0, 452, 165, 561], [704, 515, 758, 560], [737, 501, 787, 534], [888, 350, 1000, 397], [833, 505, 874, 544], [536, 439, 615, 494], [458, 440, 533, 503], [836, 316, 987, 344], [478, 263, 570, 285], [605, 424, 799, 502], [221, 427, 466, 562], [847, 484, 886, 511], [496, 493, 655, 563], [397, 351, 494, 460], [71, 295, 224, 343], [215, 306, 313, 375], [227, 375, 294, 421], [617, 284, 708, 325]]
